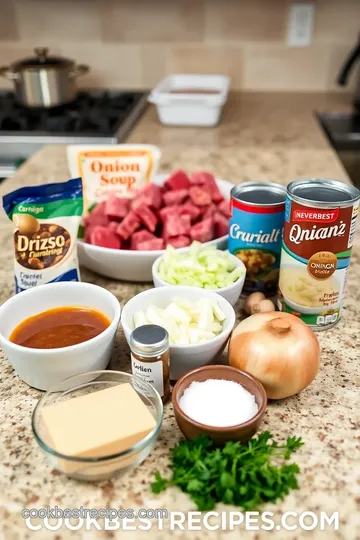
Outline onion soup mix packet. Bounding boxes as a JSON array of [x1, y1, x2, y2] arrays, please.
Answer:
[[3, 178, 83, 293], [67, 144, 161, 214]]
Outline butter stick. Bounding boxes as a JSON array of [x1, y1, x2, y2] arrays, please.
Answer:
[[41, 383, 156, 473]]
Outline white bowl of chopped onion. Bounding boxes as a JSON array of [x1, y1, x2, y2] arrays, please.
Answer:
[[121, 286, 236, 380], [152, 243, 246, 306]]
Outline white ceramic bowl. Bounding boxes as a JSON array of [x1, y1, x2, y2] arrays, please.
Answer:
[[121, 286, 236, 381], [0, 282, 121, 391], [78, 174, 233, 282], [152, 251, 246, 306]]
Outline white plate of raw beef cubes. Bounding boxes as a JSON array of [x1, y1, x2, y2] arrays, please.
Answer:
[[78, 170, 233, 282]]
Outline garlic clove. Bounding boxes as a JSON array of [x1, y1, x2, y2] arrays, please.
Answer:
[[253, 299, 275, 313], [244, 292, 266, 315]]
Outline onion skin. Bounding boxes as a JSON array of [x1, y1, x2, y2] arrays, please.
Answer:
[[228, 312, 320, 399]]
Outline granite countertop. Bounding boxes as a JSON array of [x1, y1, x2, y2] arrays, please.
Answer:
[[0, 93, 359, 540]]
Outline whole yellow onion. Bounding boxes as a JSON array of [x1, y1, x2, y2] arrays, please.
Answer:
[[229, 312, 320, 399]]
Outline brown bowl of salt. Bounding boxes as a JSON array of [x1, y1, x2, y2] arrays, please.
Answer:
[[172, 365, 267, 444]]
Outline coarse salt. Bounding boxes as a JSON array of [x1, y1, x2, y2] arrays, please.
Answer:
[[179, 379, 258, 427]]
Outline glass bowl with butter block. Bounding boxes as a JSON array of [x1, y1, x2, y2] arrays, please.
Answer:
[[32, 370, 163, 481]]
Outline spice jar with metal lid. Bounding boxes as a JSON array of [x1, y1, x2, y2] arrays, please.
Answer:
[[130, 325, 170, 403]]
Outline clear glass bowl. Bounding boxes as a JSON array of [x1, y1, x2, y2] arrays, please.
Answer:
[[32, 370, 163, 481]]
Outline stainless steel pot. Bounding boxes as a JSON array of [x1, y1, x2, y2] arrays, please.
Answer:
[[0, 47, 89, 108]]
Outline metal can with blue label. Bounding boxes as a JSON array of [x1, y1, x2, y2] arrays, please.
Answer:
[[229, 182, 286, 296]]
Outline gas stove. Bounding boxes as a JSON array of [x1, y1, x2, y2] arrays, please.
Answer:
[[0, 90, 148, 178]]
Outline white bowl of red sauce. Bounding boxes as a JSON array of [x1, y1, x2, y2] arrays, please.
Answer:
[[0, 282, 121, 390]]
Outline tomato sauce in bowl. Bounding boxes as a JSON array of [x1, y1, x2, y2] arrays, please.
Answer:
[[9, 306, 111, 349]]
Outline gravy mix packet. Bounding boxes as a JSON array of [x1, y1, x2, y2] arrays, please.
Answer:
[[3, 178, 83, 293], [67, 144, 161, 214]]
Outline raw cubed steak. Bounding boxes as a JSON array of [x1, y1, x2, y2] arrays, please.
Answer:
[[90, 201, 106, 216], [137, 238, 165, 250], [178, 202, 202, 223], [164, 169, 191, 191], [158, 205, 180, 222], [90, 226, 121, 249], [131, 229, 156, 250], [131, 184, 162, 211], [163, 189, 189, 206], [202, 204, 217, 219], [134, 203, 158, 232], [121, 239, 131, 250], [191, 171, 224, 203], [190, 171, 213, 185], [212, 191, 224, 204], [210, 187, 224, 204], [214, 212, 229, 237], [190, 218, 214, 243], [163, 214, 191, 238], [141, 183, 163, 209], [115, 211, 141, 240], [84, 226, 93, 244], [105, 195, 130, 221], [198, 183, 213, 197], [131, 196, 147, 211], [167, 235, 191, 249], [189, 186, 212, 207], [84, 213, 109, 228], [85, 202, 109, 228], [218, 199, 231, 218], [109, 221, 119, 231], [189, 174, 201, 186]]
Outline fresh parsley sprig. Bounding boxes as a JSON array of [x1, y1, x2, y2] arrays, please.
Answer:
[[151, 431, 303, 511]]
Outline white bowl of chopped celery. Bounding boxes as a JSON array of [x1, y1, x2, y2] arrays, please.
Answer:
[[121, 286, 236, 380], [152, 242, 246, 306]]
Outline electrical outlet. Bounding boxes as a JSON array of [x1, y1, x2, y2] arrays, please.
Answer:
[[287, 2, 315, 47]]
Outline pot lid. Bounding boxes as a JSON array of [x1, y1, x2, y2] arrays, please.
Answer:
[[13, 48, 74, 70]]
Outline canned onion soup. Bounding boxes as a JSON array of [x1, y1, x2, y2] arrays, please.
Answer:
[[277, 178, 360, 330], [228, 182, 286, 296]]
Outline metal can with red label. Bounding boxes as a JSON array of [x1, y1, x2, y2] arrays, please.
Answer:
[[277, 178, 360, 330]]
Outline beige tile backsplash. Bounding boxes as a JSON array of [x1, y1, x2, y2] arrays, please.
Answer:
[[0, 0, 358, 92], [204, 0, 288, 43], [103, 0, 204, 43]]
